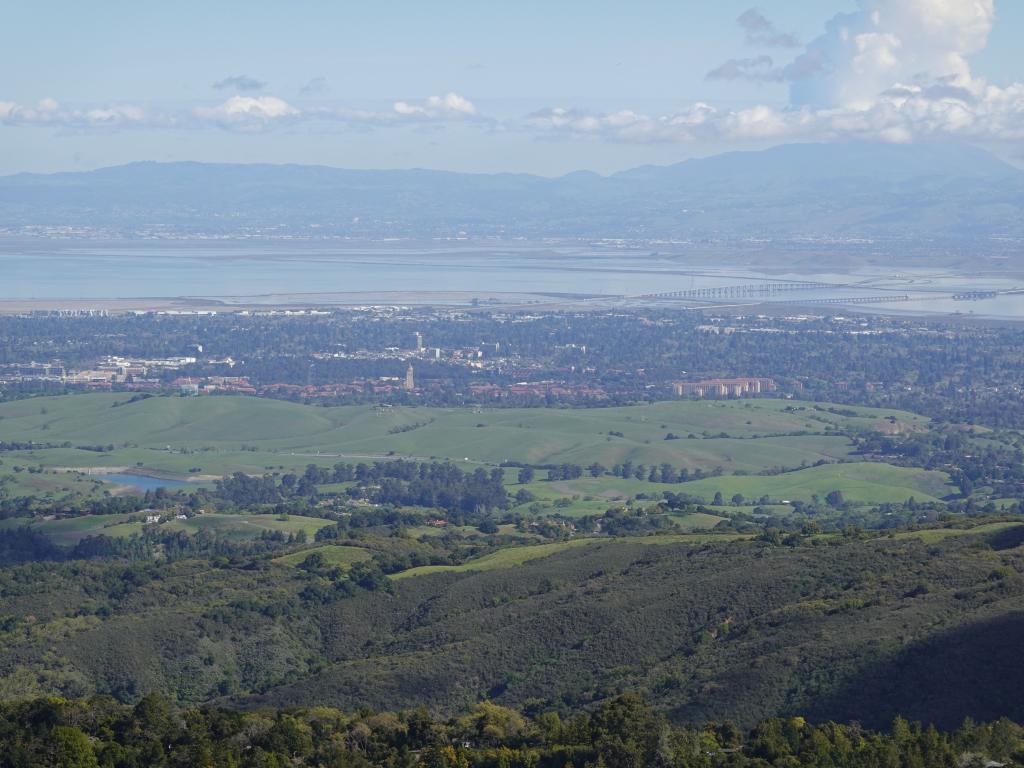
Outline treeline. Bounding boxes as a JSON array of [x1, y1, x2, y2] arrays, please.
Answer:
[[0, 528, 63, 567], [0, 440, 69, 452], [1, 692, 1022, 768], [366, 464, 508, 515], [606, 461, 724, 484], [512, 462, 726, 485], [0, 486, 182, 520], [0, 525, 303, 568], [856, 430, 1024, 498], [212, 460, 509, 515]]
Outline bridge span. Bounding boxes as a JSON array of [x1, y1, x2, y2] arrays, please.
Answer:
[[641, 282, 841, 300], [788, 295, 911, 305]]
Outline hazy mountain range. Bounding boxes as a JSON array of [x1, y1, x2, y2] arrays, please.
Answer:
[[1, 143, 1022, 243]]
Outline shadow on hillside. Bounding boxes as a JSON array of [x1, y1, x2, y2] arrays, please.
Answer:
[[806, 611, 1024, 730], [988, 526, 1024, 551]]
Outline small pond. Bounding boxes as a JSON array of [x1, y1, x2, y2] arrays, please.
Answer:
[[103, 473, 194, 492]]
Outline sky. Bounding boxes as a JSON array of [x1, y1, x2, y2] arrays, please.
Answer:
[[1, 0, 1022, 176]]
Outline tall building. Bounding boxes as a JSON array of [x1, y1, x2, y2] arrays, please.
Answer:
[[404, 363, 415, 391], [673, 377, 775, 399], [414, 332, 424, 352]]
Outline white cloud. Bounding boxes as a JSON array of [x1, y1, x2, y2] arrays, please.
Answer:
[[302, 92, 483, 127], [0, 98, 150, 129], [393, 92, 478, 119], [539, 0, 1023, 145], [527, 104, 718, 143], [0, 4, 1016, 151], [193, 96, 299, 130], [0, 91, 485, 133], [527, 82, 1024, 145], [790, 0, 995, 108]]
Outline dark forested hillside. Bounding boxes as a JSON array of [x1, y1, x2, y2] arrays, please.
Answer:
[[2, 530, 1022, 731]]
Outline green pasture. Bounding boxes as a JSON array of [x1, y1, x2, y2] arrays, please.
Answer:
[[31, 514, 140, 547], [0, 467, 108, 501], [528, 475, 669, 500], [408, 524, 487, 538], [679, 462, 954, 506], [0, 394, 931, 484], [391, 532, 747, 580], [508, 480, 624, 518], [509, 482, 725, 528], [667, 512, 729, 530], [510, 461, 952, 517], [273, 544, 373, 568], [881, 521, 1024, 544], [705, 504, 796, 515]]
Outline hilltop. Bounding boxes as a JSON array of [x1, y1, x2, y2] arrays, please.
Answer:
[[1, 142, 1021, 248]]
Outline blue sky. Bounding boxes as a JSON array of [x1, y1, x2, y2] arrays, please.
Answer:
[[1, 1, 1021, 175]]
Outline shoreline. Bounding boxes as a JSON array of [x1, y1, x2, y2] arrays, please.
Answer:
[[54, 466, 205, 483], [2, 291, 1023, 324]]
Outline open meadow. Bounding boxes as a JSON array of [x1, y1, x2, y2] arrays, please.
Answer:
[[0, 394, 945, 509], [273, 544, 373, 568], [390, 531, 750, 579]]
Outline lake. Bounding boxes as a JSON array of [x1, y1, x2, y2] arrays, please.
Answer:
[[103, 473, 194, 492]]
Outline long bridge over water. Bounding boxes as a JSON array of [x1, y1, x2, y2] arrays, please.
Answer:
[[641, 282, 841, 300], [636, 281, 1023, 308], [793, 295, 911, 305]]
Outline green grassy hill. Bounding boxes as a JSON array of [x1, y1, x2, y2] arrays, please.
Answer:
[[0, 393, 337, 447], [507, 462, 952, 517], [0, 394, 945, 508], [0, 394, 926, 473], [390, 533, 747, 580], [0, 469, 108, 503], [32, 514, 142, 547], [273, 544, 373, 569], [680, 462, 955, 506]]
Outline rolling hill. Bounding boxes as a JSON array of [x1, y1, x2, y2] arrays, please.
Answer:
[[0, 394, 946, 507]]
